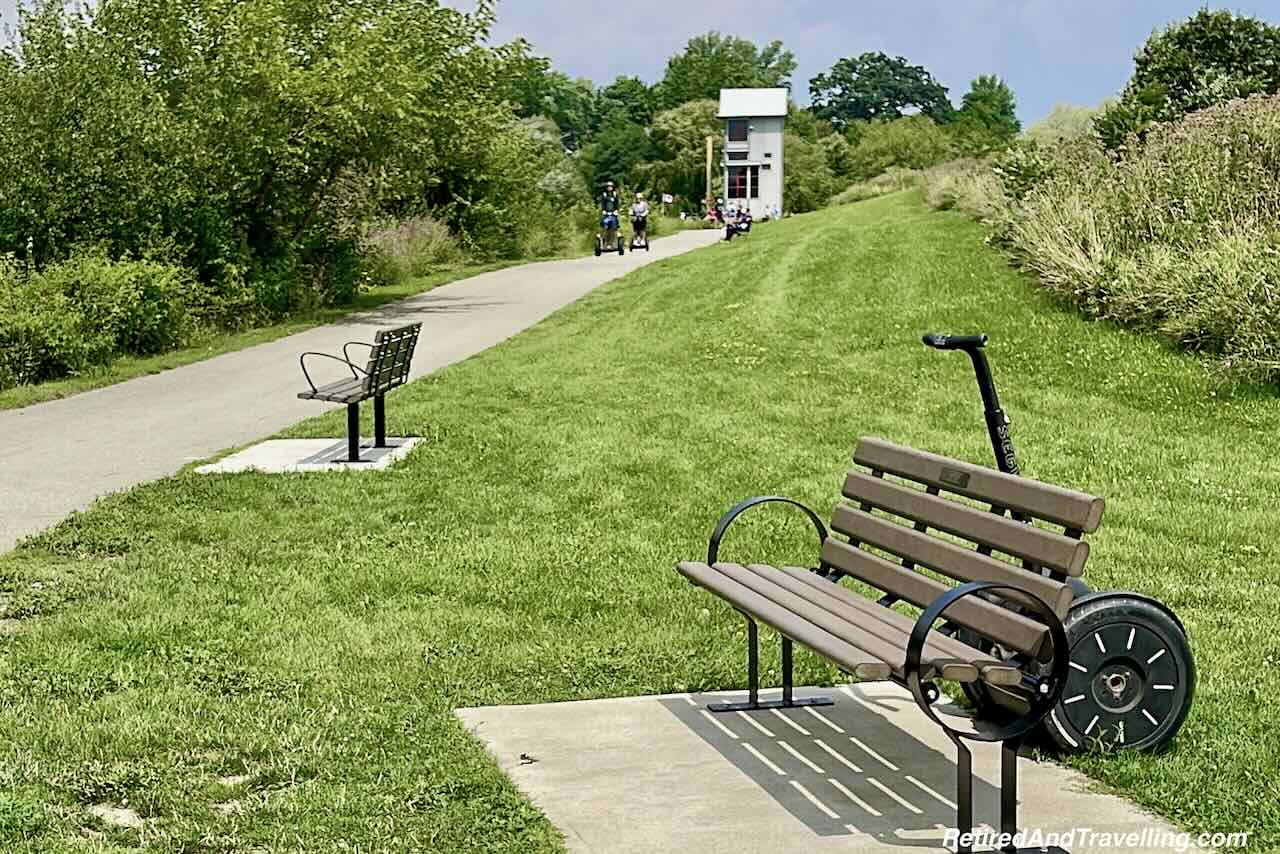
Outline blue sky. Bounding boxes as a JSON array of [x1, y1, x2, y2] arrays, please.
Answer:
[[442, 0, 1280, 123], [5, 1, 1280, 123]]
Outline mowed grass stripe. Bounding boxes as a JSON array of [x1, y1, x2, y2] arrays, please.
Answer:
[[0, 191, 1277, 851]]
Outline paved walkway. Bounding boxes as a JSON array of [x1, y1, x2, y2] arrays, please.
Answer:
[[0, 229, 721, 552]]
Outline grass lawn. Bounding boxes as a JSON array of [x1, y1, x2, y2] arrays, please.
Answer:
[[2, 191, 1278, 851]]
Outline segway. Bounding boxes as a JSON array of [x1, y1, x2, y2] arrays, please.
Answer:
[[922, 332, 1195, 753], [594, 212, 625, 257], [630, 216, 650, 252]]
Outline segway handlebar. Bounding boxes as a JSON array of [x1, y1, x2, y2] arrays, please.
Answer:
[[922, 332, 988, 352]]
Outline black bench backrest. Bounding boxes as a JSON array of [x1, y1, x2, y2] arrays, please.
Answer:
[[821, 438, 1106, 658], [364, 323, 421, 395]]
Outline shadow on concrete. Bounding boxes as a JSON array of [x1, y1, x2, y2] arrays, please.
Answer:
[[661, 686, 1001, 847]]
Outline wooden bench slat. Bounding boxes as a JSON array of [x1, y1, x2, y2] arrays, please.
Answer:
[[842, 472, 1089, 576], [819, 539, 1050, 657], [829, 505, 1074, 615], [769, 566, 1023, 686], [677, 561, 893, 680], [297, 377, 366, 403], [719, 563, 978, 682], [854, 437, 1105, 532]]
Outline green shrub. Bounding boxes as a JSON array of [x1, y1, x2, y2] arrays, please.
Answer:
[[846, 116, 955, 181], [0, 255, 198, 390], [34, 254, 199, 356]]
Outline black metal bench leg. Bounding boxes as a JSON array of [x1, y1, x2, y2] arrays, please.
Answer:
[[781, 636, 792, 706], [347, 403, 362, 462], [374, 394, 387, 447], [1001, 739, 1019, 845], [944, 731, 1068, 854], [948, 731, 974, 854], [707, 619, 832, 713]]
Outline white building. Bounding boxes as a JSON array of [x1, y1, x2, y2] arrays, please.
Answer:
[[718, 87, 787, 218]]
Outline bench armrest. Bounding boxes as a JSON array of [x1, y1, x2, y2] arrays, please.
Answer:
[[342, 340, 375, 367], [299, 352, 368, 394], [904, 580, 1069, 743], [706, 496, 829, 566]]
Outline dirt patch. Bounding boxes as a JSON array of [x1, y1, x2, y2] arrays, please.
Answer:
[[0, 618, 21, 635], [217, 774, 251, 787]]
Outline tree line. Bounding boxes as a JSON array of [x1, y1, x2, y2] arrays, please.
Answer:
[[503, 32, 1019, 214]]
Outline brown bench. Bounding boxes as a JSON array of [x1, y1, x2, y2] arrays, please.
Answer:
[[298, 323, 421, 462], [677, 437, 1104, 854]]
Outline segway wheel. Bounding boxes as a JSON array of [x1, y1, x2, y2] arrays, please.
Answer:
[[1042, 594, 1195, 753], [593, 237, 602, 258], [617, 237, 625, 256]]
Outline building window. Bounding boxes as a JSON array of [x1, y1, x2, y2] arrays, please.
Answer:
[[726, 119, 748, 142], [727, 165, 761, 199], [727, 151, 748, 161]]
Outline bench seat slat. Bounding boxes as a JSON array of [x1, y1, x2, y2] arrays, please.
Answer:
[[767, 565, 1023, 686], [297, 377, 366, 404], [820, 539, 1050, 657], [718, 563, 978, 682], [678, 561, 893, 680], [854, 437, 1105, 532], [829, 505, 1073, 615], [843, 472, 1089, 576]]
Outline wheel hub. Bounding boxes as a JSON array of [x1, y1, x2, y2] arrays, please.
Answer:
[[1093, 661, 1143, 713]]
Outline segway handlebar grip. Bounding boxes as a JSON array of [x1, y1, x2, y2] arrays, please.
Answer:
[[922, 332, 988, 351]]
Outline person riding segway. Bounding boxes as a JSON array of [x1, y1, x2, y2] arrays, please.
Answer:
[[594, 181, 625, 257], [630, 193, 650, 252]]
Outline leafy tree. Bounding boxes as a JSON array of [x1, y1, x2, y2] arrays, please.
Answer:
[[810, 52, 953, 127], [657, 32, 795, 109], [782, 132, 838, 213], [1129, 9, 1280, 119], [0, 0, 556, 316], [950, 75, 1019, 152], [643, 99, 722, 205], [1096, 10, 1280, 150], [599, 75, 656, 126], [580, 113, 654, 192]]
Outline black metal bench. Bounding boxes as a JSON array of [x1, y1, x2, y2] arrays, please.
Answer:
[[677, 438, 1109, 854], [297, 322, 421, 462]]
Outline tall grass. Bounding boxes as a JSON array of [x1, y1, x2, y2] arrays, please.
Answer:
[[921, 95, 1280, 385], [830, 168, 923, 206]]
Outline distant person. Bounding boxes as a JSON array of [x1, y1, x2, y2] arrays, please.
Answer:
[[713, 197, 725, 223], [630, 193, 650, 245], [598, 180, 622, 247], [600, 181, 621, 215]]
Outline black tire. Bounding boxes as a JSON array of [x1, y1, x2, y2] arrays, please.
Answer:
[[593, 237, 602, 257], [1041, 594, 1194, 753], [617, 237, 625, 256]]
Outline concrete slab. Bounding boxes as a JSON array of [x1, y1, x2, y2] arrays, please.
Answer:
[[457, 683, 1201, 854], [194, 438, 419, 474]]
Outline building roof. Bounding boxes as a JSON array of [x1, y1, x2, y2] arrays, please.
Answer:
[[718, 88, 789, 119]]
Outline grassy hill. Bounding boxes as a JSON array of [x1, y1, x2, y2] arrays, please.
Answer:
[[2, 191, 1278, 851]]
